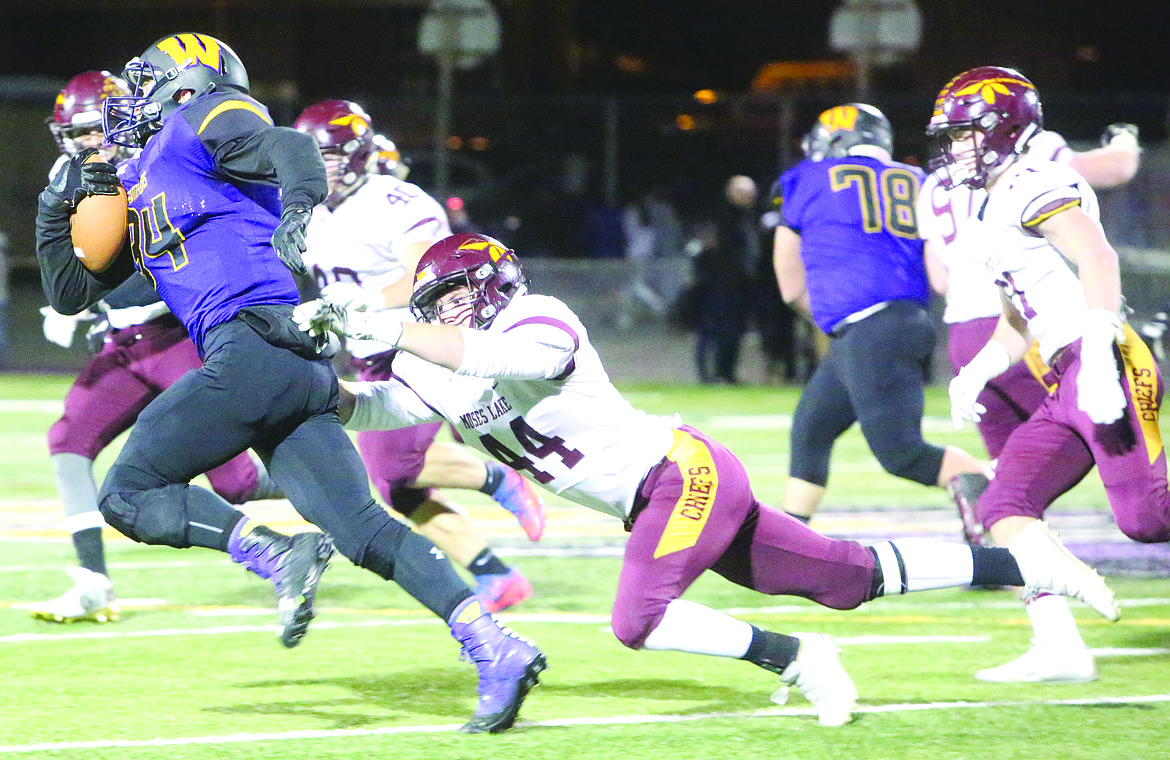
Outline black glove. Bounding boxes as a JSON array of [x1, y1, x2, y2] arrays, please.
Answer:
[[271, 205, 313, 276], [1101, 123, 1139, 147], [41, 147, 122, 213]]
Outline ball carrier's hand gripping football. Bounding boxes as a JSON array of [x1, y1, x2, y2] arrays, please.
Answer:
[[41, 147, 129, 274]]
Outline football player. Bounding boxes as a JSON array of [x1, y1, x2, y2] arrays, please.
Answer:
[[35, 34, 544, 733], [919, 112, 1141, 549], [931, 66, 1165, 683], [30, 70, 281, 625], [293, 99, 544, 613], [770, 103, 991, 528], [296, 232, 1118, 727]]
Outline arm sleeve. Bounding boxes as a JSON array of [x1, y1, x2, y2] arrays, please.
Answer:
[[35, 193, 133, 314], [456, 323, 576, 380], [344, 379, 439, 432], [191, 101, 328, 211]]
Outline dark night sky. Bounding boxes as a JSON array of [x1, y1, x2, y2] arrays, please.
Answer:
[[1, 1, 1168, 96]]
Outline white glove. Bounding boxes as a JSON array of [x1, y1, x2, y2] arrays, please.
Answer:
[[949, 341, 1011, 429], [39, 306, 92, 349], [320, 281, 385, 312], [1077, 309, 1127, 424], [294, 299, 403, 346]]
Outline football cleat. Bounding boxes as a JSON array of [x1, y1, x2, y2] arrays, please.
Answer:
[[229, 526, 335, 648], [1008, 521, 1120, 622], [491, 469, 546, 541], [474, 568, 534, 613], [28, 567, 119, 624], [449, 598, 547, 733], [976, 641, 1097, 683], [948, 473, 990, 547], [771, 632, 858, 726]]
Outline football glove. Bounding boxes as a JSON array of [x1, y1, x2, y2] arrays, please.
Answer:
[[949, 341, 1011, 429], [39, 306, 93, 349], [1076, 309, 1127, 425], [294, 299, 404, 346], [271, 205, 313, 276], [1101, 123, 1139, 149], [320, 281, 386, 312], [41, 147, 121, 213]]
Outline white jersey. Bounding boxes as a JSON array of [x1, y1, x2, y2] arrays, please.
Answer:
[[302, 174, 451, 358], [916, 130, 1074, 324], [978, 154, 1100, 362], [346, 293, 679, 520]]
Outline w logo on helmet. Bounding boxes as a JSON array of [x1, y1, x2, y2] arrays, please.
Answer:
[[818, 105, 860, 132], [156, 33, 224, 73], [327, 114, 370, 137]]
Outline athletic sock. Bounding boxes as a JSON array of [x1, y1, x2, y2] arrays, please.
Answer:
[[72, 527, 107, 577], [741, 626, 801, 674], [971, 546, 1025, 588], [785, 512, 811, 524], [478, 461, 507, 495], [467, 547, 510, 577]]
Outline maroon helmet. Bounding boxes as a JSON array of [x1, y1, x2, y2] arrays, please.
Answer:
[[293, 99, 376, 204], [49, 70, 130, 158], [371, 133, 410, 180], [410, 233, 527, 329], [926, 66, 1043, 189]]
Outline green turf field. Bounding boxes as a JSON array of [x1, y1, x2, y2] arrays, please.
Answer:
[[1, 373, 1167, 760]]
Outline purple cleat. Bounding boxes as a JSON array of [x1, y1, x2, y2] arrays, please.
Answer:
[[449, 597, 547, 733], [491, 469, 547, 541], [229, 523, 335, 648]]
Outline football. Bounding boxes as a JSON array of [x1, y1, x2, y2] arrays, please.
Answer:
[[70, 154, 129, 273]]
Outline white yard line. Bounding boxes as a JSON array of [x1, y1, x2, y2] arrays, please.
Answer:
[[1, 695, 1169, 753]]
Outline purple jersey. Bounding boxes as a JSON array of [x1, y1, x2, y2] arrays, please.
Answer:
[[117, 91, 296, 353], [774, 155, 928, 334]]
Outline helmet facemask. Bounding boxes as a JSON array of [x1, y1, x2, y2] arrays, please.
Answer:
[[926, 66, 1043, 190], [103, 33, 249, 149], [409, 234, 527, 330]]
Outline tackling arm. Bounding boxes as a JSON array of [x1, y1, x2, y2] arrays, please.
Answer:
[[1068, 126, 1141, 189]]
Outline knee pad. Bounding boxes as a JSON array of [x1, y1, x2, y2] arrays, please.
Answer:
[[99, 484, 193, 548], [871, 440, 942, 486], [787, 442, 831, 487], [387, 486, 432, 519]]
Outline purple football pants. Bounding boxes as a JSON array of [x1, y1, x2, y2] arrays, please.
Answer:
[[948, 317, 1050, 459], [48, 315, 261, 505], [354, 352, 439, 511], [977, 326, 1170, 543], [611, 425, 876, 650]]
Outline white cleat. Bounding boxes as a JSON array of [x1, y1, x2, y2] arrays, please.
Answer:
[[1007, 521, 1120, 622], [771, 633, 858, 726], [27, 567, 120, 624], [976, 641, 1098, 683]]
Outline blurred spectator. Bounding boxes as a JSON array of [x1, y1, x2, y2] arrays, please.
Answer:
[[0, 229, 8, 369], [445, 196, 481, 234], [691, 175, 761, 384]]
